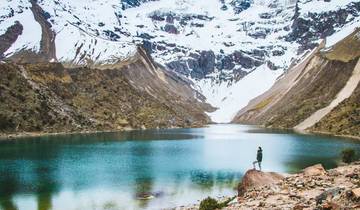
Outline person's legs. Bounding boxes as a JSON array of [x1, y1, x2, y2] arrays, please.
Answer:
[[258, 161, 262, 171], [252, 161, 258, 169]]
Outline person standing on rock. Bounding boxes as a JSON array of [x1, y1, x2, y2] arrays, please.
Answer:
[[253, 147, 263, 171]]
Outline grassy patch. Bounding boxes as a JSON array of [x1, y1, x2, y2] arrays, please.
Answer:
[[249, 96, 274, 112]]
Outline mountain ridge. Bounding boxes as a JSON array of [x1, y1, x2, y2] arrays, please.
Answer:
[[0, 46, 212, 136], [233, 28, 360, 138]]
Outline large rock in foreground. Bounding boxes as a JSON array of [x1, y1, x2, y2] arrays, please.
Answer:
[[237, 169, 284, 196], [230, 163, 360, 210], [303, 163, 326, 176], [178, 163, 360, 209]]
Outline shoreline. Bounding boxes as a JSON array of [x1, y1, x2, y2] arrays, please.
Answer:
[[247, 123, 360, 141], [0, 124, 207, 141], [308, 130, 360, 141], [0, 128, 134, 141], [0, 123, 359, 141], [293, 128, 360, 141], [177, 162, 360, 210]]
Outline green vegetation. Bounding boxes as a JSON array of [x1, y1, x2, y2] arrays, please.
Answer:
[[199, 196, 235, 210], [323, 28, 360, 62], [199, 197, 218, 210], [0, 114, 15, 131], [263, 57, 356, 128], [0, 60, 209, 135], [249, 96, 274, 112], [311, 83, 360, 138], [341, 148, 356, 164]]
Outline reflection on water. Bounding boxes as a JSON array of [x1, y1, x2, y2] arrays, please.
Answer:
[[0, 124, 359, 210]]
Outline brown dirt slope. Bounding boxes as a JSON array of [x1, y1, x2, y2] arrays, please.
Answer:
[[0, 48, 211, 135], [233, 29, 360, 137], [234, 53, 356, 128], [311, 82, 360, 137], [323, 28, 360, 62]]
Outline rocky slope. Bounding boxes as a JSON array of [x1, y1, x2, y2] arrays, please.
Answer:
[[230, 163, 360, 209], [180, 162, 360, 209], [0, 47, 211, 136], [1, 0, 359, 122], [233, 28, 360, 138]]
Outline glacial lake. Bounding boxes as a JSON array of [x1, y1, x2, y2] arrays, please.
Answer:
[[0, 124, 359, 210]]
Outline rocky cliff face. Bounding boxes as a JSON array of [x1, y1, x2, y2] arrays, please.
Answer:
[[0, 47, 211, 135], [288, 1, 360, 51], [233, 28, 360, 138]]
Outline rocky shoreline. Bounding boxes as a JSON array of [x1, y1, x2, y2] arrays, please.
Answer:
[[1, 124, 359, 143], [177, 162, 360, 210], [0, 124, 203, 141], [0, 128, 132, 141], [306, 130, 360, 142]]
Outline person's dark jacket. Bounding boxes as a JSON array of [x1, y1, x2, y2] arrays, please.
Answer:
[[257, 149, 263, 162]]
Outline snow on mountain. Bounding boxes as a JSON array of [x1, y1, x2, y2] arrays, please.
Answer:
[[195, 64, 282, 122], [39, 0, 139, 64], [119, 0, 301, 122], [297, 0, 357, 14], [325, 20, 360, 48], [126, 0, 299, 73], [1, 0, 137, 64], [119, 0, 359, 122], [0, 0, 359, 122], [0, 0, 42, 56]]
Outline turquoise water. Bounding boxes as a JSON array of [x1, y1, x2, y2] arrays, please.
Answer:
[[0, 124, 359, 210]]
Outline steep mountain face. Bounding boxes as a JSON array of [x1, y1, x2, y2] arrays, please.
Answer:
[[0, 47, 211, 135], [311, 79, 360, 137], [0, 0, 359, 123], [233, 29, 360, 138]]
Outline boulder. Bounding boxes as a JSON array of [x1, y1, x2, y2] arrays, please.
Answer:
[[303, 164, 326, 176], [315, 187, 343, 205], [238, 169, 284, 196], [321, 202, 340, 210], [352, 188, 360, 199]]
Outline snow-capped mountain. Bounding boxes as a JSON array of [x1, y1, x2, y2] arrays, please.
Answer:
[[0, 0, 359, 122]]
